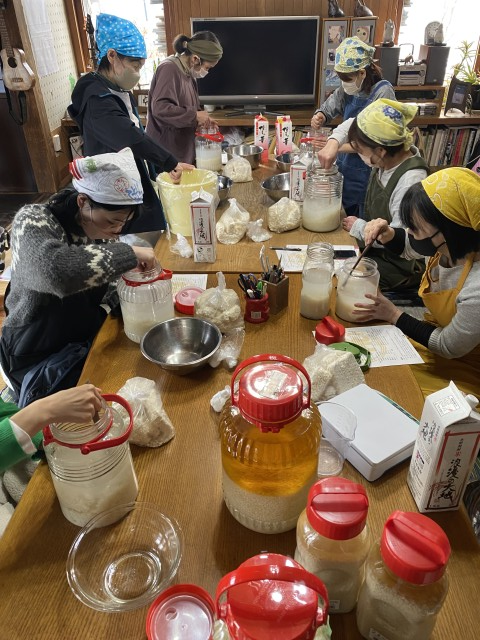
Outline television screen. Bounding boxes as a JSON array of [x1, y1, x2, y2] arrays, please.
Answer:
[[191, 17, 320, 108]]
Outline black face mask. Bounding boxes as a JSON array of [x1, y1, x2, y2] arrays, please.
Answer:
[[408, 230, 446, 256]]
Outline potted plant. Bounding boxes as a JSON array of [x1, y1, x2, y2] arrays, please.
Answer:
[[453, 41, 480, 112]]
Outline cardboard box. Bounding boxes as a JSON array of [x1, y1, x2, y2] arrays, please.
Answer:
[[407, 381, 480, 512], [289, 156, 310, 202], [190, 189, 216, 263], [254, 114, 269, 162], [275, 115, 292, 155]]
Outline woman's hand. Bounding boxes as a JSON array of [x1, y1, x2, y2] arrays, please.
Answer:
[[196, 110, 212, 128], [364, 219, 395, 246], [352, 292, 403, 324], [317, 139, 339, 170], [311, 111, 326, 129], [169, 163, 194, 184], [132, 246, 157, 271], [342, 216, 358, 232]]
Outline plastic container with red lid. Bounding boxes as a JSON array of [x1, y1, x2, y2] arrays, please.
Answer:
[[295, 477, 370, 613], [219, 354, 321, 533], [356, 510, 451, 640], [146, 553, 331, 640], [175, 286, 205, 315]]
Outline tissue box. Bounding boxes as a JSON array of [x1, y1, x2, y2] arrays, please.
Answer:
[[254, 114, 269, 162], [190, 189, 216, 263], [407, 381, 480, 513], [275, 115, 292, 155]]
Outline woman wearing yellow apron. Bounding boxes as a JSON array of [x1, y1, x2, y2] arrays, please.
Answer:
[[356, 168, 480, 399]]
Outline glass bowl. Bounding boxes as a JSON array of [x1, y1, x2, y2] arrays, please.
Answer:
[[67, 502, 183, 612]]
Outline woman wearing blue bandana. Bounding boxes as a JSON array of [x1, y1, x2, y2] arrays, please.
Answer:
[[69, 14, 194, 234], [312, 37, 395, 218]]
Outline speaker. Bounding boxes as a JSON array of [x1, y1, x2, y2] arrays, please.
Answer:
[[418, 45, 450, 85], [375, 46, 401, 85]]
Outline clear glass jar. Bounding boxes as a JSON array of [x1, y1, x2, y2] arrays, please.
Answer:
[[356, 511, 450, 640], [300, 242, 334, 320], [302, 166, 343, 232], [43, 394, 138, 527], [295, 478, 370, 614], [220, 355, 321, 534], [336, 256, 379, 323], [117, 264, 174, 343], [195, 128, 223, 172]]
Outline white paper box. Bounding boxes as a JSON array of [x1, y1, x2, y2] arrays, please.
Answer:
[[254, 114, 269, 161], [190, 189, 216, 263], [324, 384, 419, 481], [275, 116, 292, 155], [289, 157, 310, 202], [407, 381, 480, 513]]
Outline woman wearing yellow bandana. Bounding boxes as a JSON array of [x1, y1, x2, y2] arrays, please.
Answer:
[[344, 98, 429, 291], [355, 168, 480, 398], [312, 37, 395, 217]]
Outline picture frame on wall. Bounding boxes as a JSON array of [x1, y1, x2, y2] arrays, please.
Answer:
[[319, 18, 349, 104], [444, 76, 471, 115], [350, 16, 377, 47]]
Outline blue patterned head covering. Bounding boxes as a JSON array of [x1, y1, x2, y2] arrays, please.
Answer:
[[96, 13, 147, 61], [334, 36, 375, 73]]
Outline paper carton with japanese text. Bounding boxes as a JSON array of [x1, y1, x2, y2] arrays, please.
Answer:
[[190, 189, 216, 263], [289, 154, 310, 202], [275, 115, 292, 155], [407, 381, 480, 513], [254, 114, 269, 162]]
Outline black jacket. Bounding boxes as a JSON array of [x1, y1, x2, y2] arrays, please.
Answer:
[[69, 73, 178, 232]]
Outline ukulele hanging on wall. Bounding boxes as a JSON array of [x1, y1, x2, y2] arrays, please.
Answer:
[[0, 0, 35, 91]]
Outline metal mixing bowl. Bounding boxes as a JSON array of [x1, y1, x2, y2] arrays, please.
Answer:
[[140, 317, 222, 375], [226, 144, 263, 169], [275, 151, 299, 172], [261, 173, 290, 202], [217, 175, 233, 202]]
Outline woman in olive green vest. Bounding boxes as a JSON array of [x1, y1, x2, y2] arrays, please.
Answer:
[[344, 98, 428, 291]]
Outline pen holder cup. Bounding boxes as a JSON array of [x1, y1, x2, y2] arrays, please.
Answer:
[[244, 294, 269, 324], [261, 276, 289, 315]]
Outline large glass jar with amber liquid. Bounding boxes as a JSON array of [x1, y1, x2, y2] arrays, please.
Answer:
[[219, 354, 321, 534]]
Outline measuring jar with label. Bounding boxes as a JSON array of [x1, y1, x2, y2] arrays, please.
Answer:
[[295, 477, 370, 614], [302, 166, 343, 232], [336, 257, 379, 323], [300, 242, 334, 320], [117, 264, 174, 343], [219, 354, 321, 534], [356, 510, 450, 640], [195, 128, 224, 171]]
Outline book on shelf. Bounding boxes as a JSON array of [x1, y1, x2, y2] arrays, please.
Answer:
[[415, 124, 480, 167]]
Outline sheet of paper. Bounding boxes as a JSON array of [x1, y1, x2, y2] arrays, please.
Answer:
[[0, 266, 11, 282], [171, 274, 208, 297], [275, 244, 359, 273], [344, 325, 424, 367]]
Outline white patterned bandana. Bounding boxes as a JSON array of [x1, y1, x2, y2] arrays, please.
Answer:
[[70, 148, 143, 205]]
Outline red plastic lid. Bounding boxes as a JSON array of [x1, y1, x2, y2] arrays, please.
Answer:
[[215, 553, 329, 640], [306, 477, 368, 540], [231, 355, 311, 432], [146, 584, 215, 640], [175, 286, 205, 315], [315, 316, 345, 345], [380, 511, 451, 585]]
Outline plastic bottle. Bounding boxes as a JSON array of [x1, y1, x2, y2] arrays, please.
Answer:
[[295, 477, 370, 613], [356, 510, 450, 640]]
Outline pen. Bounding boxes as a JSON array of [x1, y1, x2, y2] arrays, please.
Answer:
[[269, 247, 303, 251]]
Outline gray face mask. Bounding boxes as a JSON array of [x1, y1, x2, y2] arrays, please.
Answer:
[[115, 68, 141, 91]]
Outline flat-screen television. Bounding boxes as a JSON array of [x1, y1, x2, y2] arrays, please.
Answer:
[[191, 16, 320, 111]]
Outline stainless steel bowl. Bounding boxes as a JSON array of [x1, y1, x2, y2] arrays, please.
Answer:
[[226, 144, 263, 169], [275, 151, 299, 172], [261, 173, 290, 202], [217, 175, 233, 202], [141, 318, 222, 375]]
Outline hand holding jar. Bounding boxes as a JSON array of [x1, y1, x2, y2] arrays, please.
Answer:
[[352, 291, 403, 325]]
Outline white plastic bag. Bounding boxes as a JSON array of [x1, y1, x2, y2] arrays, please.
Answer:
[[223, 156, 252, 182], [115, 377, 175, 447], [246, 219, 273, 243], [194, 271, 244, 334], [303, 343, 364, 403], [170, 233, 193, 258], [216, 198, 250, 244], [268, 197, 302, 233], [209, 327, 245, 369]]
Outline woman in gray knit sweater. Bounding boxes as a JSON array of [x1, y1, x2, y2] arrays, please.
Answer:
[[355, 168, 480, 399], [0, 148, 156, 405]]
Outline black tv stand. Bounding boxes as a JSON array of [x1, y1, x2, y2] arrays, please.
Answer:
[[225, 105, 286, 118]]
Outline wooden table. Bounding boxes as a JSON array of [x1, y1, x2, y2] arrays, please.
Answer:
[[155, 162, 356, 273], [0, 273, 478, 639]]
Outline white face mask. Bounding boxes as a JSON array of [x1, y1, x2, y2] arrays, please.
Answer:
[[342, 76, 363, 95], [358, 153, 375, 167], [192, 66, 208, 79]]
